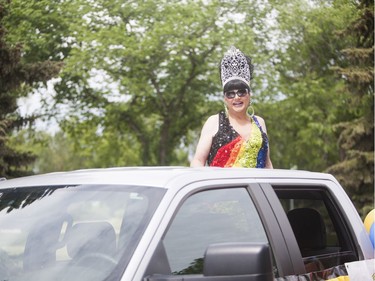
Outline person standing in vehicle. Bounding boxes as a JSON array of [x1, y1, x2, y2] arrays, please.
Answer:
[[190, 46, 273, 168]]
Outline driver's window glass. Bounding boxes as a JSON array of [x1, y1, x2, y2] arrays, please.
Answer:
[[163, 188, 269, 275]]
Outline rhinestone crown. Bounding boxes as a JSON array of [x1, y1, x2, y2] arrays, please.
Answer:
[[220, 46, 251, 88]]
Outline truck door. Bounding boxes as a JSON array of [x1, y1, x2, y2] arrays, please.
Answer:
[[143, 183, 293, 280], [262, 183, 359, 276]]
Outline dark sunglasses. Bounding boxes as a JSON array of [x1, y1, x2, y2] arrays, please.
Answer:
[[224, 89, 249, 99]]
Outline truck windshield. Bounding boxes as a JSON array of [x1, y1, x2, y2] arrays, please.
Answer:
[[0, 184, 165, 281]]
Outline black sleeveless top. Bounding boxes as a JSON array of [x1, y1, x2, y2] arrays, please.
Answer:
[[207, 111, 269, 168]]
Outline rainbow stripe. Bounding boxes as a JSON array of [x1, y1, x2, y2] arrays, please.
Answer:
[[210, 121, 263, 168]]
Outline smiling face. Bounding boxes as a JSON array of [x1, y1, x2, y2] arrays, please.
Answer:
[[223, 79, 252, 115], [224, 88, 251, 114]]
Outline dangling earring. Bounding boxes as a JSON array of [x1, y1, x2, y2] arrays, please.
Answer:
[[247, 100, 255, 117]]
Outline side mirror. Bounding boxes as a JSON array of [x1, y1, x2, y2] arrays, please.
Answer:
[[203, 242, 273, 280], [145, 242, 274, 281]]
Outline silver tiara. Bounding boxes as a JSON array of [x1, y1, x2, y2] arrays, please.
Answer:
[[220, 46, 251, 88]]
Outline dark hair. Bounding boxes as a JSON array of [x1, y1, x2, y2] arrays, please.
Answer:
[[223, 79, 251, 92], [219, 54, 254, 92]]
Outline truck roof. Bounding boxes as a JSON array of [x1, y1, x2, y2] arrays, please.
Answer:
[[0, 166, 338, 189]]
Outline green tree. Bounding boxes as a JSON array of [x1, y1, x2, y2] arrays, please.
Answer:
[[49, 0, 268, 166], [2, 0, 274, 169], [4, 0, 75, 62], [259, 0, 358, 171], [327, 0, 374, 216], [0, 0, 62, 177]]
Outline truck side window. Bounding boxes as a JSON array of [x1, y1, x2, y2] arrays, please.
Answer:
[[274, 186, 358, 273], [162, 188, 274, 275]]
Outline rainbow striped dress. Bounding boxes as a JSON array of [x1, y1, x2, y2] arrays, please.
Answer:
[[207, 111, 269, 168]]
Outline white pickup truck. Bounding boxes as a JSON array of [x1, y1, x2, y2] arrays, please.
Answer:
[[0, 167, 373, 281]]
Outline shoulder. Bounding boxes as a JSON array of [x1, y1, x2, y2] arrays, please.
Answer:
[[206, 113, 219, 124], [253, 115, 268, 132], [201, 114, 220, 136], [254, 115, 265, 124]]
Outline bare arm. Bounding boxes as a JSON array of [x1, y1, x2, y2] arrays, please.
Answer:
[[190, 115, 219, 167], [256, 116, 273, 169]]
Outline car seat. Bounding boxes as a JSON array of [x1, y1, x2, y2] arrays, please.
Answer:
[[287, 208, 327, 257]]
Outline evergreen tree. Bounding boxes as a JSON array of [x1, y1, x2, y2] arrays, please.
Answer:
[[327, 0, 374, 216], [0, 0, 62, 178]]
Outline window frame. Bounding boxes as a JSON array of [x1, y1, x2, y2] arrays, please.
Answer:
[[257, 183, 306, 276], [265, 182, 360, 274], [162, 186, 269, 275], [143, 181, 300, 279]]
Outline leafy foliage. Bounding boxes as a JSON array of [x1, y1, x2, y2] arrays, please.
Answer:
[[49, 0, 262, 165], [257, 0, 357, 171], [0, 0, 62, 178], [326, 0, 374, 216]]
